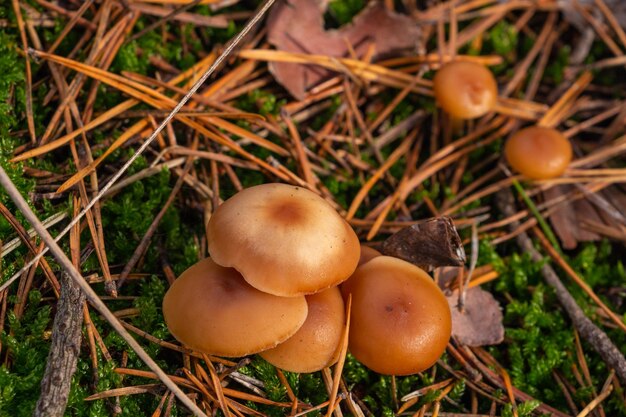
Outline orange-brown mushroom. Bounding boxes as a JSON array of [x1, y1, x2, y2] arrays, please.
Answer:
[[162, 257, 308, 357], [340, 244, 382, 299], [504, 126, 572, 179], [348, 256, 451, 375], [357, 245, 382, 266], [260, 287, 345, 373], [207, 183, 360, 297], [433, 61, 498, 119]]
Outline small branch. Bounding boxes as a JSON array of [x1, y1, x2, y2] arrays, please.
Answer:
[[34, 272, 85, 417], [497, 189, 626, 384]]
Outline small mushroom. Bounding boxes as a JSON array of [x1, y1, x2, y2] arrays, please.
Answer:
[[207, 183, 360, 297], [348, 256, 451, 376], [357, 245, 382, 266], [260, 287, 345, 373], [504, 126, 573, 179], [340, 244, 382, 299], [162, 257, 308, 357], [433, 61, 498, 119]]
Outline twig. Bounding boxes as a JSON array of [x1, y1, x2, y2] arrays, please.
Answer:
[[34, 272, 85, 417], [496, 188, 626, 384]]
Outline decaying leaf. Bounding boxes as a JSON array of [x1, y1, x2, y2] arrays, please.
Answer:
[[266, 0, 420, 99], [381, 217, 466, 271], [446, 287, 504, 347], [558, 0, 626, 30], [546, 185, 626, 249]]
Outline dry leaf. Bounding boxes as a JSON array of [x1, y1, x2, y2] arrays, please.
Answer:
[[546, 185, 626, 249], [446, 287, 504, 347], [558, 0, 626, 30], [546, 185, 603, 249], [381, 217, 466, 271], [266, 0, 420, 99]]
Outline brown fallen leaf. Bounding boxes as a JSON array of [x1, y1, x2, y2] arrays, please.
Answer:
[[545, 185, 604, 249], [266, 0, 420, 99], [558, 0, 626, 30], [546, 185, 626, 249], [380, 217, 466, 272], [446, 287, 504, 347]]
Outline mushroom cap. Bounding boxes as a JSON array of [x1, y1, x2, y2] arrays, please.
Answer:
[[357, 245, 382, 266], [340, 244, 382, 299], [433, 61, 498, 119], [504, 126, 572, 179], [207, 183, 360, 297], [348, 256, 451, 376], [162, 257, 308, 357], [260, 287, 345, 373]]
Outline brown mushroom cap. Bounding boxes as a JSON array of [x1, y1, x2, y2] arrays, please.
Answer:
[[260, 287, 345, 373], [357, 245, 382, 266], [504, 126, 572, 179], [348, 256, 451, 376], [207, 183, 360, 297], [162, 257, 308, 357], [340, 244, 382, 299], [433, 61, 498, 119]]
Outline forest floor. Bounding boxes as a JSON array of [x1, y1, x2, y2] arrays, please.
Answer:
[[0, 0, 625, 416]]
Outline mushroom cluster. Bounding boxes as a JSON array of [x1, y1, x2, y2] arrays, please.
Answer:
[[163, 183, 452, 376]]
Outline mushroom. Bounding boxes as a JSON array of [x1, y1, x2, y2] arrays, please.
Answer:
[[433, 61, 498, 119], [357, 245, 382, 266], [504, 126, 572, 179], [207, 183, 360, 297], [260, 287, 345, 373], [162, 257, 308, 357], [340, 244, 382, 299], [348, 256, 451, 375]]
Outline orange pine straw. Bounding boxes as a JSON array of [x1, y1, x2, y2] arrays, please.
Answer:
[[202, 354, 233, 417], [500, 368, 519, 417], [377, 53, 503, 67], [275, 368, 299, 415], [367, 123, 512, 239], [347, 138, 412, 220], [57, 120, 150, 192], [283, 112, 316, 187], [12, 51, 218, 162], [11, 100, 139, 162], [468, 270, 499, 288], [240, 49, 545, 120], [151, 390, 171, 417], [538, 71, 593, 128], [183, 367, 218, 403], [32, 50, 292, 183], [32, 49, 283, 156], [325, 295, 351, 417]]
